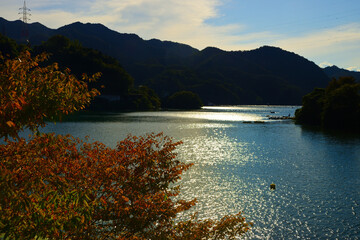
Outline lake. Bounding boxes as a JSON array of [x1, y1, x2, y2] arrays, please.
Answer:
[[38, 105, 360, 239]]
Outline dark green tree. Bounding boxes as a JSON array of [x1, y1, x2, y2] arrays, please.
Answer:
[[295, 76, 360, 131], [295, 88, 325, 125], [166, 91, 203, 109], [0, 33, 20, 58], [128, 85, 161, 110], [322, 77, 360, 129]]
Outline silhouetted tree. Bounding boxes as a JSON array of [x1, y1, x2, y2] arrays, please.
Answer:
[[322, 77, 360, 129], [295, 76, 360, 132], [0, 33, 20, 58], [295, 88, 325, 125], [128, 85, 161, 110], [166, 91, 203, 109]]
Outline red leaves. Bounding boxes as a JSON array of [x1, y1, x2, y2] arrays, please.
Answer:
[[0, 133, 188, 238]]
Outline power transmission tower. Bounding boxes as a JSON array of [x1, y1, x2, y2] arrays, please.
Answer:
[[19, 1, 31, 43]]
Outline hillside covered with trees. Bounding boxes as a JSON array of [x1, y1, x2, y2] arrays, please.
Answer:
[[0, 17, 333, 106], [0, 33, 162, 110]]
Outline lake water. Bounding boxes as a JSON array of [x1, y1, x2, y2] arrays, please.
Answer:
[[38, 106, 360, 239]]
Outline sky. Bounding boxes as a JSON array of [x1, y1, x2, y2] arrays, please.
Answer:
[[1, 0, 360, 71]]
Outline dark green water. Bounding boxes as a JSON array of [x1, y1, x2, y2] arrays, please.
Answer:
[[38, 106, 360, 239]]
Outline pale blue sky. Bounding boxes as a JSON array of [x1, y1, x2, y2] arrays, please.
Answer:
[[1, 0, 360, 70]]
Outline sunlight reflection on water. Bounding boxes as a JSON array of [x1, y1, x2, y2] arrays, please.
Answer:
[[127, 110, 263, 122], [33, 106, 360, 239], [175, 125, 360, 239]]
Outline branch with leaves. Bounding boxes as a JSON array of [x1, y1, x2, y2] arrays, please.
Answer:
[[0, 51, 100, 139]]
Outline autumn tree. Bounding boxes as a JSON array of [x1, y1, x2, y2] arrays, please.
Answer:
[[0, 51, 100, 139], [0, 52, 252, 239]]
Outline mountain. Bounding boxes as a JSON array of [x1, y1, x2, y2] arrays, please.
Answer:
[[0, 17, 331, 105], [56, 22, 199, 66], [0, 17, 53, 45], [323, 65, 360, 82], [0, 17, 198, 65], [180, 46, 329, 104]]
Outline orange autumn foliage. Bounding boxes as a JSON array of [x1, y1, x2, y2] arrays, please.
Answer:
[[0, 133, 193, 239], [0, 51, 100, 139], [1, 133, 252, 239], [0, 52, 252, 239]]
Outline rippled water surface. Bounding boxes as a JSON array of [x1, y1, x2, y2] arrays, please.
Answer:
[[39, 106, 360, 239]]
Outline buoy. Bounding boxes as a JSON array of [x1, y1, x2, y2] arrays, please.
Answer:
[[270, 183, 276, 190]]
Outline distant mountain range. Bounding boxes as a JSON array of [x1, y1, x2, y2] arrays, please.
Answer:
[[323, 65, 360, 82], [1, 17, 358, 105]]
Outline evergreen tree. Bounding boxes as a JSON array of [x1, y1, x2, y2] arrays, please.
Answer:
[[295, 76, 360, 132]]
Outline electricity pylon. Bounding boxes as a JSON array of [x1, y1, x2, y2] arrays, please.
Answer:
[[19, 1, 31, 42]]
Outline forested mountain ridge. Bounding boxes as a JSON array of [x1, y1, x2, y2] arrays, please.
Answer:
[[323, 65, 360, 82], [56, 22, 199, 66], [175, 46, 330, 104], [1, 17, 331, 105], [0, 17, 198, 65]]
